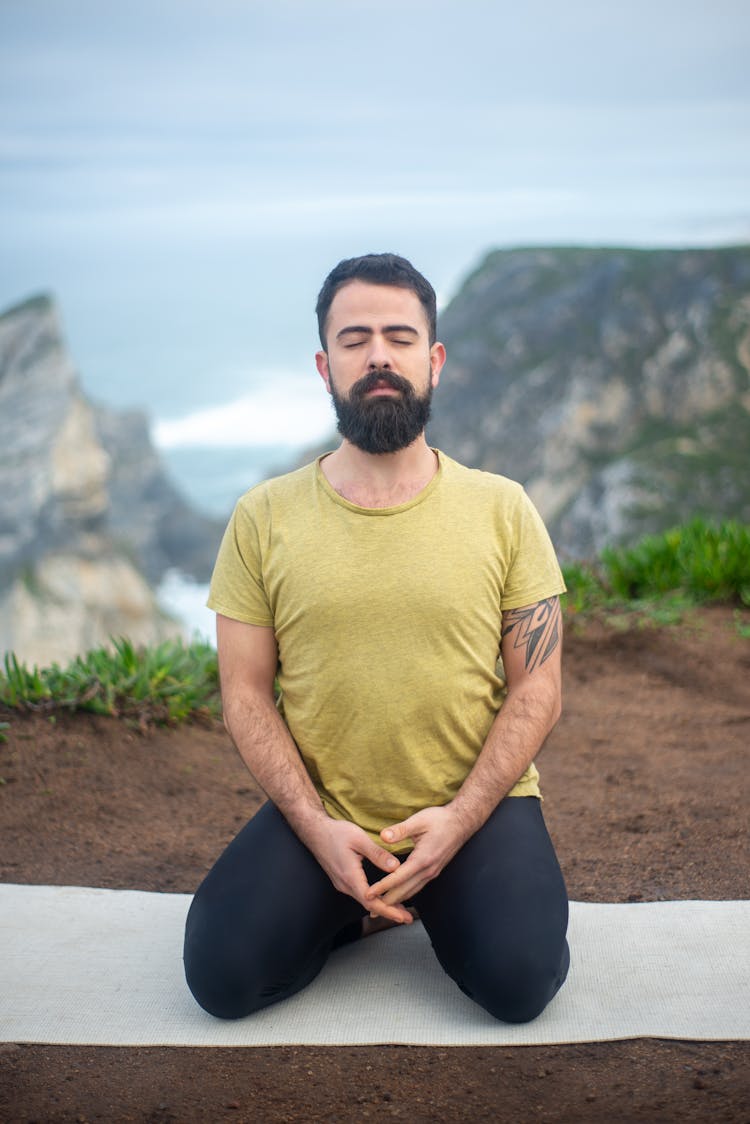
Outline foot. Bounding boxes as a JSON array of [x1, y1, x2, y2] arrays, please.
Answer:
[[361, 906, 419, 938]]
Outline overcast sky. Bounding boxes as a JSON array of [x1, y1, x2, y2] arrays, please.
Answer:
[[1, 0, 749, 431]]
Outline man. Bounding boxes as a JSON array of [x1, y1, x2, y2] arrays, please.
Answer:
[[184, 253, 569, 1023]]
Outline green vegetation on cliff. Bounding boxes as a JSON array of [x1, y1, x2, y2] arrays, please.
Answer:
[[0, 637, 220, 732], [562, 517, 750, 616]]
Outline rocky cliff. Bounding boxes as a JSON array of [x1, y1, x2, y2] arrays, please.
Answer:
[[427, 246, 750, 558], [0, 294, 224, 666]]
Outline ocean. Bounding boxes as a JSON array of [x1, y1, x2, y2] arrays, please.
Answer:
[[160, 443, 305, 518]]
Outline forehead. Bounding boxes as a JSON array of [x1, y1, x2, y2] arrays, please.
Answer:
[[326, 281, 429, 334]]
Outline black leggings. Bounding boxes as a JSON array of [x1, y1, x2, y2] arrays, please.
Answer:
[[183, 797, 569, 1024]]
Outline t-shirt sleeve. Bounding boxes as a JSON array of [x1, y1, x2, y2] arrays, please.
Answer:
[[206, 496, 275, 626], [500, 488, 567, 610]]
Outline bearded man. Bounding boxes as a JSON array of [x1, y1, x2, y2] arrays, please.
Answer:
[[183, 253, 570, 1023]]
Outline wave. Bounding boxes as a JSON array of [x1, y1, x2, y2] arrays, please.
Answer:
[[152, 376, 335, 449]]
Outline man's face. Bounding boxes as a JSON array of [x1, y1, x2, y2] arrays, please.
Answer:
[[315, 281, 446, 454]]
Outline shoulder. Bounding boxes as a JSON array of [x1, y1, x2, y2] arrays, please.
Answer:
[[435, 451, 557, 556], [233, 458, 320, 515], [437, 450, 526, 506]]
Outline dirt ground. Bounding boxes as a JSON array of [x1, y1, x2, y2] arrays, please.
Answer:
[[1, 605, 749, 1122]]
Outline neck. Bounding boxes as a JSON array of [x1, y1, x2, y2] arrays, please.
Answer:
[[321, 437, 438, 508]]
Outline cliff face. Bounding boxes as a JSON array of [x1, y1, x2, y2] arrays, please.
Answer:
[[0, 295, 224, 666], [94, 404, 222, 586], [427, 246, 750, 558]]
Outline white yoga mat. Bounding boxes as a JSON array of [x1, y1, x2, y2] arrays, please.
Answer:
[[1, 884, 748, 1046]]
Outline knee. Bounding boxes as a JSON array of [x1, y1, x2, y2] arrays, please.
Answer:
[[465, 942, 570, 1025], [478, 977, 553, 1024], [183, 962, 258, 1021], [183, 901, 266, 1020], [183, 932, 261, 1020]]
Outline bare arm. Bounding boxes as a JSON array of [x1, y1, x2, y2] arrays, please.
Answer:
[[366, 596, 563, 908], [449, 595, 562, 834], [216, 614, 410, 922], [217, 614, 325, 835]]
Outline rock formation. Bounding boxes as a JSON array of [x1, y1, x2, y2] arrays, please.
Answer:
[[426, 246, 750, 558], [0, 294, 224, 667]]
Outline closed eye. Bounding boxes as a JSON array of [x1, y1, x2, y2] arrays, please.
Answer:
[[342, 335, 413, 348], [336, 324, 420, 347]]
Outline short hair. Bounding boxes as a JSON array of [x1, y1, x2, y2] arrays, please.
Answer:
[[315, 252, 437, 349]]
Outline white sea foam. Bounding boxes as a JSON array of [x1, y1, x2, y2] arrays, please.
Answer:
[[153, 376, 335, 449], [157, 571, 214, 645]]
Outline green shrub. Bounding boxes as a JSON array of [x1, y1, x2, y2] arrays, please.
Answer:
[[601, 518, 750, 605], [0, 637, 221, 728], [560, 561, 608, 614]]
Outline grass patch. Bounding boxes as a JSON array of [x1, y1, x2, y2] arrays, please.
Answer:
[[562, 517, 750, 625], [734, 610, 750, 640], [601, 518, 750, 605], [0, 637, 220, 731]]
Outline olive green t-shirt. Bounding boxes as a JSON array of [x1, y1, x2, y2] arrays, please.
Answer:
[[207, 450, 565, 850]]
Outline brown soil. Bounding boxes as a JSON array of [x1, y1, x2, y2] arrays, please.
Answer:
[[1, 606, 749, 1122]]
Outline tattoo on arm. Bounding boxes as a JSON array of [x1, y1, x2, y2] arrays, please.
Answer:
[[501, 597, 561, 672]]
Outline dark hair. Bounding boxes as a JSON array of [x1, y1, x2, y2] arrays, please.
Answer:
[[315, 252, 437, 349]]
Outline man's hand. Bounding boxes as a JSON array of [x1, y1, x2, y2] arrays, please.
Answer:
[[304, 817, 415, 925], [363, 805, 470, 910]]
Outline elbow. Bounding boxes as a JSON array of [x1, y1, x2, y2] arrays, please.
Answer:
[[219, 691, 240, 740], [539, 684, 562, 736], [548, 682, 563, 729], [220, 692, 234, 736], [220, 684, 274, 744]]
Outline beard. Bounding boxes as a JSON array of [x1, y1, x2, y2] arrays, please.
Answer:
[[329, 367, 433, 454]]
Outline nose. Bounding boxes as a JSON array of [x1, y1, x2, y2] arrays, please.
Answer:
[[366, 333, 393, 370]]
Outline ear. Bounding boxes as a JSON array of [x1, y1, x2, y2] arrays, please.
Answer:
[[429, 341, 446, 389], [315, 349, 332, 394]]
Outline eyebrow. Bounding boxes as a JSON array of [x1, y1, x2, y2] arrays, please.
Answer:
[[335, 324, 420, 341]]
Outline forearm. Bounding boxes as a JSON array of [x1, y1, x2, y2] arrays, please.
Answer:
[[222, 690, 328, 841], [449, 680, 561, 839]]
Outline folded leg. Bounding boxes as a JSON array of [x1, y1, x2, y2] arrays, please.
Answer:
[[183, 801, 364, 1018], [413, 796, 569, 1023]]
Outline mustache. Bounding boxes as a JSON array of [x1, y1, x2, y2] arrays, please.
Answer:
[[350, 368, 414, 399]]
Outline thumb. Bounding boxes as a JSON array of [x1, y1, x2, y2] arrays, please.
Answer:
[[380, 814, 420, 847]]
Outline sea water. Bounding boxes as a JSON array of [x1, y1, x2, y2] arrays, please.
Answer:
[[160, 443, 306, 518]]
